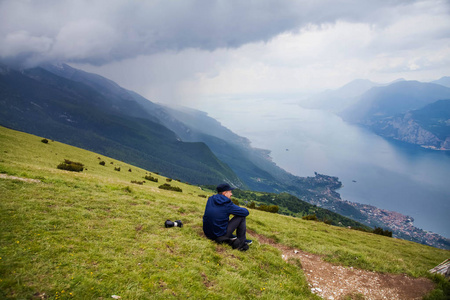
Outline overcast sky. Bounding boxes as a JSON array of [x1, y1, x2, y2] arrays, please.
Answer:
[[1, 0, 450, 107]]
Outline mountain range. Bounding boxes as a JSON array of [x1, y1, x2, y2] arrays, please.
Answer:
[[302, 77, 450, 150]]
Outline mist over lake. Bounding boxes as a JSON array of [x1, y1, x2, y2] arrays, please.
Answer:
[[197, 97, 450, 239]]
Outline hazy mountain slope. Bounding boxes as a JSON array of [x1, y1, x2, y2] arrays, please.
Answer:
[[40, 64, 307, 192], [159, 106, 294, 191], [338, 80, 450, 149], [0, 65, 241, 185], [301, 79, 381, 112], [41, 63, 164, 123], [370, 99, 450, 150], [340, 80, 450, 124], [432, 76, 450, 88]]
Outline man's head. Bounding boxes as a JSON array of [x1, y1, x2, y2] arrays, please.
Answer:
[[216, 183, 235, 199]]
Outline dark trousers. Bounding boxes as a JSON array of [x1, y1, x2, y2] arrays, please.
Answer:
[[225, 215, 247, 241], [214, 216, 248, 250]]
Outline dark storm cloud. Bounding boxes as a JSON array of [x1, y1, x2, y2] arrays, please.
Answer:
[[0, 0, 441, 67]]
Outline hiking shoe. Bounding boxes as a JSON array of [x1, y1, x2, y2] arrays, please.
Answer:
[[245, 239, 252, 245], [238, 243, 249, 251]]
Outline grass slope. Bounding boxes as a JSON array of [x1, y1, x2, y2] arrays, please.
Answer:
[[0, 126, 448, 299]]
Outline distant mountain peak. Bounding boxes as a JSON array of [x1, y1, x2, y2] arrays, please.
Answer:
[[390, 78, 406, 83], [432, 76, 450, 88], [340, 78, 450, 125]]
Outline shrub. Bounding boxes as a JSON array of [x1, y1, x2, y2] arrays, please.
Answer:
[[248, 201, 256, 209], [323, 218, 333, 225], [232, 199, 240, 205], [258, 204, 279, 213], [373, 227, 392, 237], [144, 175, 158, 182], [99, 161, 106, 166], [166, 178, 172, 182], [302, 214, 318, 221], [41, 138, 49, 144], [57, 159, 84, 172], [158, 183, 182, 193], [198, 195, 207, 198], [128, 168, 132, 172], [114, 167, 121, 172], [131, 180, 144, 185]]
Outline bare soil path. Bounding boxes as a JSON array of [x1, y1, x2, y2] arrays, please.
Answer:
[[250, 231, 435, 300], [0, 174, 41, 183]]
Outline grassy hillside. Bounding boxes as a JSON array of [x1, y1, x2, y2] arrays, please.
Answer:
[[0, 126, 448, 299]]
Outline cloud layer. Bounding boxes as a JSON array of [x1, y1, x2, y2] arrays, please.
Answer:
[[1, 0, 450, 105], [0, 0, 426, 67]]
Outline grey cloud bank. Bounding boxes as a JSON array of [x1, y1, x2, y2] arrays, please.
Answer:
[[1, 0, 450, 105], [0, 0, 425, 67]]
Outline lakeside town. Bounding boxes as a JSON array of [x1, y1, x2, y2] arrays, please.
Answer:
[[345, 200, 450, 250], [299, 173, 450, 250]]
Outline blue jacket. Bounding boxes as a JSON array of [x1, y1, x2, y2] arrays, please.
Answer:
[[202, 194, 249, 240]]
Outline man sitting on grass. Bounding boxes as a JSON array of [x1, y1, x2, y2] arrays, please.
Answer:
[[202, 183, 252, 251]]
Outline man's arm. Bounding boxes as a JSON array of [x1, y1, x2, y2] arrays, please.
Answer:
[[228, 203, 249, 217]]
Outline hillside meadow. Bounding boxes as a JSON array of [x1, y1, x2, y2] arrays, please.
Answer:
[[0, 126, 448, 299]]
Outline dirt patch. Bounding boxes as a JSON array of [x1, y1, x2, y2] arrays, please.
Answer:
[[250, 230, 435, 300], [0, 174, 41, 183]]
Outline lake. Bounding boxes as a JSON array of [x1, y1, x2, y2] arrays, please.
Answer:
[[195, 97, 450, 238]]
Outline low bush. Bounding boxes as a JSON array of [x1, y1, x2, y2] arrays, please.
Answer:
[[57, 159, 84, 172], [158, 183, 182, 193], [373, 227, 393, 237], [41, 138, 49, 144], [131, 180, 144, 185], [323, 218, 333, 225], [99, 161, 106, 166], [257, 204, 279, 213], [302, 214, 318, 221], [144, 175, 158, 182], [114, 167, 121, 172]]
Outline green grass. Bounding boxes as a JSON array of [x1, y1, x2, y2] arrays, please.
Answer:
[[0, 126, 449, 299]]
